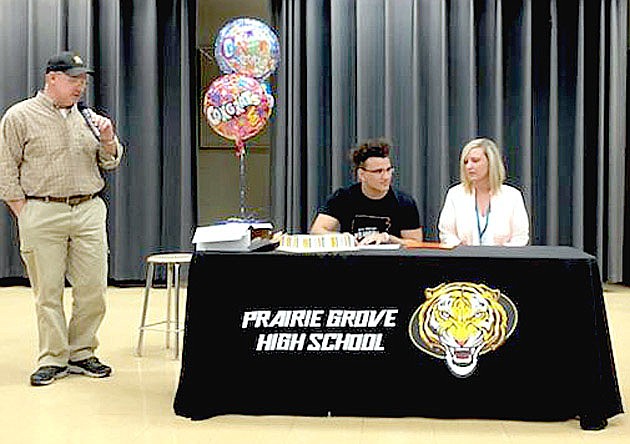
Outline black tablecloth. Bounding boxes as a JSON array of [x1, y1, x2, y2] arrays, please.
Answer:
[[173, 246, 623, 427]]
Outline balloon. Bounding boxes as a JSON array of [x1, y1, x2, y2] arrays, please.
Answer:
[[260, 81, 275, 118], [214, 17, 280, 81], [203, 74, 272, 156]]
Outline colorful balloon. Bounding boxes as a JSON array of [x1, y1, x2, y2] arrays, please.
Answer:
[[261, 81, 275, 118], [203, 74, 272, 156], [214, 17, 280, 81]]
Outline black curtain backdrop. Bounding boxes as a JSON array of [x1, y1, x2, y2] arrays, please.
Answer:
[[1, 0, 629, 284], [0, 0, 196, 282], [270, 0, 628, 283]]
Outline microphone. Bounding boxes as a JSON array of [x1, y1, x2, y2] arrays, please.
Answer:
[[77, 101, 100, 141]]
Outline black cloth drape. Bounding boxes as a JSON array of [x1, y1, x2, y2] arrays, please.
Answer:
[[270, 0, 628, 283], [0, 0, 196, 281]]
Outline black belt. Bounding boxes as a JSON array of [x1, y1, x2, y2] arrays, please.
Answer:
[[27, 194, 96, 206]]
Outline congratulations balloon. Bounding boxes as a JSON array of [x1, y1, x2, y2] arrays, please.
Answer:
[[214, 17, 280, 81], [261, 81, 275, 118], [203, 74, 272, 156]]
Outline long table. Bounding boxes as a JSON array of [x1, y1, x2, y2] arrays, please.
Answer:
[[173, 246, 623, 429]]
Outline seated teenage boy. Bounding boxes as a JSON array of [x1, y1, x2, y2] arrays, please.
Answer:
[[309, 138, 423, 245]]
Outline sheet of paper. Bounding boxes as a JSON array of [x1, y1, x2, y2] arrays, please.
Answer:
[[358, 243, 401, 251]]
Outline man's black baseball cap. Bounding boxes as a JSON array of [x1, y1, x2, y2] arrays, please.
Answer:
[[46, 51, 94, 76]]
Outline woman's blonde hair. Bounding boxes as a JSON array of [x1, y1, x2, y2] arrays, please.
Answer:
[[459, 138, 506, 194]]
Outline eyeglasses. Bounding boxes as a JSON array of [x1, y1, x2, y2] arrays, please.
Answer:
[[60, 73, 88, 87], [360, 166, 395, 176]]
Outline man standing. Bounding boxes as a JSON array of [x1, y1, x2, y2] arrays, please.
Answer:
[[310, 138, 423, 245], [0, 51, 123, 386]]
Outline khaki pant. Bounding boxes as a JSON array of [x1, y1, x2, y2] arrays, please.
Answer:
[[18, 197, 108, 367]]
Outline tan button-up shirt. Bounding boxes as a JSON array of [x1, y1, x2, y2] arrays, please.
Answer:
[[0, 91, 123, 201]]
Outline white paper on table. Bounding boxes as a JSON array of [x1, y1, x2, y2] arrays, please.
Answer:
[[357, 243, 401, 251]]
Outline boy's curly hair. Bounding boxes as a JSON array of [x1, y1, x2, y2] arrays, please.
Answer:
[[351, 138, 391, 174]]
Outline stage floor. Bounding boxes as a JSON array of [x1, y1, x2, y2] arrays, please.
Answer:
[[0, 283, 627, 443]]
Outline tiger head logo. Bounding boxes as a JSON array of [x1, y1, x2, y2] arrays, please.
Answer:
[[408, 282, 518, 378]]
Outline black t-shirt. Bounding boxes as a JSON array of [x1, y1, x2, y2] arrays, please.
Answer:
[[318, 183, 420, 239]]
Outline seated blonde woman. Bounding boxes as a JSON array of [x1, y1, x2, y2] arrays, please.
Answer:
[[438, 138, 529, 246]]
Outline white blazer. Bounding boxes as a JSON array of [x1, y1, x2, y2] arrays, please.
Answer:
[[438, 184, 529, 246]]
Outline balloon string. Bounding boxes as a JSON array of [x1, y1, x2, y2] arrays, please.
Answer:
[[239, 145, 246, 217], [235, 139, 245, 158]]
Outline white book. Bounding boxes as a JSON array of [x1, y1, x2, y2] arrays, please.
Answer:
[[192, 222, 273, 252]]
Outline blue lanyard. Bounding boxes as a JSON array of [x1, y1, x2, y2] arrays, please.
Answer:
[[475, 198, 491, 243]]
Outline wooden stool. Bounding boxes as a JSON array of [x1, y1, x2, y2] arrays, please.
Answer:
[[135, 253, 192, 359]]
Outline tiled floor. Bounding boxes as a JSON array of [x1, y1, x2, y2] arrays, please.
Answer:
[[0, 284, 628, 444]]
